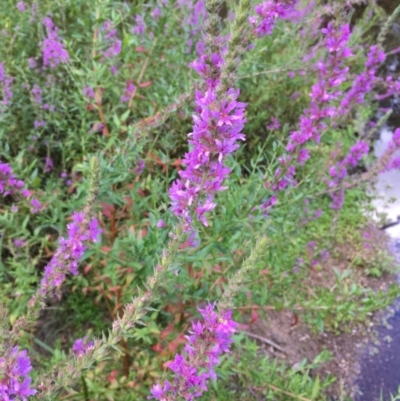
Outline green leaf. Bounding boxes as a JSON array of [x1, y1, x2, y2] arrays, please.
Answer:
[[311, 375, 320, 400]]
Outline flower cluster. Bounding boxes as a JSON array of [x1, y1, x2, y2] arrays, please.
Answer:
[[131, 14, 146, 36], [382, 128, 400, 172], [0, 346, 36, 401], [250, 0, 298, 38], [42, 17, 69, 68], [376, 76, 400, 101], [39, 211, 102, 296], [31, 84, 42, 104], [16, 1, 26, 12], [339, 45, 386, 114], [327, 141, 369, 209], [150, 303, 236, 401], [121, 80, 135, 102], [0, 62, 14, 111], [0, 162, 24, 197], [44, 156, 54, 173], [72, 337, 94, 357], [102, 20, 122, 60], [169, 87, 246, 230], [287, 22, 352, 152], [168, 25, 248, 235], [82, 86, 95, 99], [261, 22, 353, 214], [0, 161, 41, 212], [177, 0, 206, 52]]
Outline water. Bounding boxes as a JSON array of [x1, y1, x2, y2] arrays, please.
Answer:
[[354, 127, 400, 401]]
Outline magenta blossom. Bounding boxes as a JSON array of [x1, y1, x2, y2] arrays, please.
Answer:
[[39, 211, 102, 296], [261, 22, 353, 211], [72, 337, 94, 357], [16, 1, 26, 12], [42, 17, 69, 68], [0, 62, 14, 111], [149, 303, 236, 401], [326, 140, 369, 209], [0, 346, 36, 401], [82, 86, 95, 99], [250, 0, 298, 38], [121, 80, 135, 102]]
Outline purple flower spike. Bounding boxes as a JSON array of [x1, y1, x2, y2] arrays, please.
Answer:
[[327, 140, 369, 209], [31, 84, 42, 104], [261, 22, 353, 213], [121, 80, 135, 102], [39, 211, 102, 297], [0, 346, 36, 401], [131, 14, 146, 35], [250, 0, 298, 38], [44, 156, 54, 173], [0, 62, 14, 111], [42, 17, 69, 68], [149, 303, 236, 401], [0, 161, 41, 214], [380, 128, 400, 172], [169, 87, 247, 234]]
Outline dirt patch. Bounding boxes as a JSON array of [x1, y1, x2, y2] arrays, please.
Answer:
[[244, 224, 399, 399]]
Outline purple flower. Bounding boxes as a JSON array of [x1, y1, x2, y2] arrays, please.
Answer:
[[34, 120, 46, 129], [72, 337, 94, 357], [0, 161, 36, 211], [267, 117, 280, 131], [134, 159, 145, 175], [262, 23, 353, 213], [101, 21, 122, 61], [261, 195, 277, 216], [340, 46, 385, 113], [39, 211, 102, 297], [30, 198, 41, 213], [314, 209, 322, 218], [16, 1, 26, 12], [149, 303, 236, 401], [0, 63, 14, 111], [250, 0, 298, 38], [44, 156, 53, 173], [380, 128, 400, 172], [131, 14, 146, 35], [28, 58, 37, 69], [82, 86, 95, 99], [13, 238, 26, 248], [151, 7, 162, 20], [307, 241, 317, 251], [343, 141, 369, 167], [320, 248, 330, 261], [327, 140, 369, 209], [104, 40, 121, 58], [0, 346, 36, 401], [121, 80, 135, 102], [156, 219, 167, 229], [169, 87, 246, 233], [177, 0, 206, 41], [89, 122, 104, 134], [41, 17, 69, 68]]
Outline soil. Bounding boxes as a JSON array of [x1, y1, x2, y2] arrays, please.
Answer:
[[243, 224, 399, 400]]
